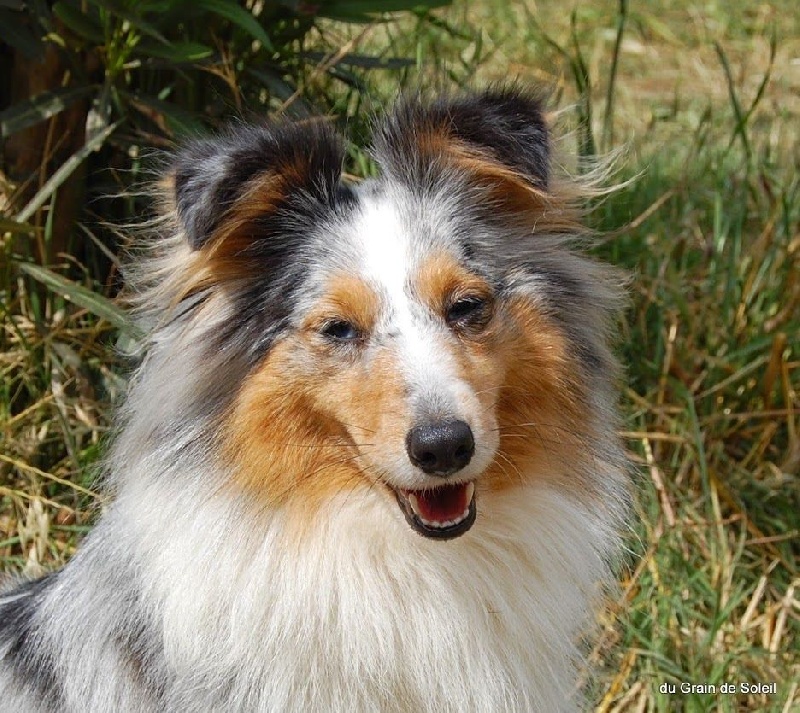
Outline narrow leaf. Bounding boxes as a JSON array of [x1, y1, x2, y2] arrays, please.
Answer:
[[192, 0, 273, 51], [714, 41, 751, 160], [0, 85, 96, 139], [85, 0, 169, 44], [52, 2, 105, 43], [18, 262, 134, 334], [135, 40, 214, 62], [126, 93, 205, 137]]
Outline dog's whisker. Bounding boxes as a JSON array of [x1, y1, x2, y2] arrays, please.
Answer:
[[262, 453, 368, 506], [494, 421, 596, 447], [277, 441, 375, 450], [336, 421, 377, 435], [494, 449, 525, 485], [472, 385, 506, 397]]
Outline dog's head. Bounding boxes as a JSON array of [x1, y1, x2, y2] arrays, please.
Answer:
[[145, 87, 622, 540]]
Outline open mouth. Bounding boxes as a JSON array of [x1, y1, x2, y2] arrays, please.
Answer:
[[393, 482, 476, 540]]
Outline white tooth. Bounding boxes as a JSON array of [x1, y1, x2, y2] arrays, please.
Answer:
[[407, 493, 421, 516], [466, 482, 475, 502], [424, 512, 467, 529]]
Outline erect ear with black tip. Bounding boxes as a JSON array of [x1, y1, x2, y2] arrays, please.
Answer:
[[171, 120, 346, 250], [374, 86, 554, 212]]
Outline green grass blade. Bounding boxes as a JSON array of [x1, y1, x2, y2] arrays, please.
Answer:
[[741, 28, 777, 131], [17, 262, 134, 334], [602, 0, 628, 151], [300, 50, 414, 70], [714, 41, 751, 161]]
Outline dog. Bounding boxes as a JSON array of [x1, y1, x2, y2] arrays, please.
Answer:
[[0, 86, 629, 712]]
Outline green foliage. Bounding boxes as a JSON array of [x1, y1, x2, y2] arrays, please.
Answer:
[[2, 0, 450, 141]]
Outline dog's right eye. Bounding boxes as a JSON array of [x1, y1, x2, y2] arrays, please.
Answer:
[[445, 296, 492, 328], [321, 320, 361, 342]]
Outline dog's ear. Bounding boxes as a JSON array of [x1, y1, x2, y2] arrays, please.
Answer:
[[374, 86, 553, 213], [170, 121, 345, 250]]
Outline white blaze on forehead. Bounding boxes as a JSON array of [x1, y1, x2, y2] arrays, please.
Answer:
[[355, 196, 411, 301], [353, 195, 466, 413]]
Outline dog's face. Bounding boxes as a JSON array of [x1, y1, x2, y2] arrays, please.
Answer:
[[158, 89, 618, 539]]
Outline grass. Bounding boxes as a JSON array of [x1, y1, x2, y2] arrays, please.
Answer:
[[2, 1, 798, 711]]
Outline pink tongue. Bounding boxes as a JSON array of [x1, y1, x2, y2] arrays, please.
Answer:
[[409, 483, 470, 521]]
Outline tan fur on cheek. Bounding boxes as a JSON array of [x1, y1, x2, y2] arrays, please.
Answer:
[[223, 339, 369, 516], [310, 349, 410, 485], [451, 340, 505, 421], [223, 330, 414, 526], [485, 298, 593, 498]]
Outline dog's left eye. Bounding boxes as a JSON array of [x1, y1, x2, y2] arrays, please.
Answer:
[[321, 320, 361, 342], [446, 297, 490, 326]]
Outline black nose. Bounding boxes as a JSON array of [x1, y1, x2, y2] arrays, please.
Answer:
[[406, 420, 475, 476]]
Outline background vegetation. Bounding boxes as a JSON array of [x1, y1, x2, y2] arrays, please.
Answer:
[[1, 1, 798, 711]]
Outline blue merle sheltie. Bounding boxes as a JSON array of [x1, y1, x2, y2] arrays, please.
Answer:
[[0, 86, 629, 712]]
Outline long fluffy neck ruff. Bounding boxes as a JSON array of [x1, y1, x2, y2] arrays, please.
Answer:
[[108, 455, 620, 712]]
